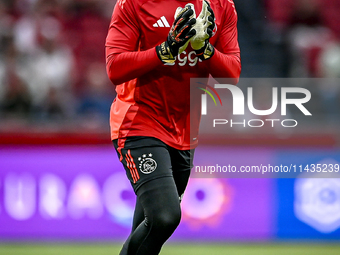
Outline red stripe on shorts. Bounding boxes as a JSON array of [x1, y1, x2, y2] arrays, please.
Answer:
[[128, 150, 140, 181], [125, 151, 137, 183]]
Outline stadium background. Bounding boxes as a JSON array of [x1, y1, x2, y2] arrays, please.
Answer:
[[1, 0, 340, 254]]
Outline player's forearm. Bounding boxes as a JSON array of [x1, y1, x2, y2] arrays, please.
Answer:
[[106, 48, 160, 85], [208, 48, 241, 85]]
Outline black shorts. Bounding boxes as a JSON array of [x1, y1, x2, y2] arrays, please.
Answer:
[[113, 136, 194, 192]]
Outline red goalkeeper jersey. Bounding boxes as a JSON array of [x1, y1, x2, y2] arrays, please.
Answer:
[[106, 0, 241, 150]]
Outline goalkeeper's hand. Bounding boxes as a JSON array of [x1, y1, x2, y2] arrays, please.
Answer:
[[190, 0, 216, 60], [156, 4, 196, 64]]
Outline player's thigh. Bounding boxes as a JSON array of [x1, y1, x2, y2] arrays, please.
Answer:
[[136, 175, 181, 222], [113, 137, 173, 193], [169, 148, 195, 172], [169, 148, 195, 196]]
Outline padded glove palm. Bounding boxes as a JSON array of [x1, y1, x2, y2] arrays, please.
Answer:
[[190, 0, 216, 60]]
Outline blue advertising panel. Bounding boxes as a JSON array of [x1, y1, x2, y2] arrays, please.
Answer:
[[275, 150, 340, 239]]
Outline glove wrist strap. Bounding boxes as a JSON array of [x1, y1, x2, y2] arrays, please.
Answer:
[[156, 41, 176, 64], [195, 41, 215, 61]]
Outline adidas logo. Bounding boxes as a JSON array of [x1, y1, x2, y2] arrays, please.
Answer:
[[153, 16, 170, 28]]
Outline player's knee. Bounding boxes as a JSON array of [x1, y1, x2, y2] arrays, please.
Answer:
[[153, 206, 181, 232]]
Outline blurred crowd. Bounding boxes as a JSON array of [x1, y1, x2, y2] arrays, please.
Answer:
[[0, 0, 116, 129], [266, 0, 340, 78], [266, 0, 340, 122], [0, 0, 339, 130]]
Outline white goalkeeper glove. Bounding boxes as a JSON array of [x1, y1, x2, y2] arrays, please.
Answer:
[[190, 0, 216, 60]]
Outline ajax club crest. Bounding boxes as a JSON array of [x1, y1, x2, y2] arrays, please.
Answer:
[[138, 153, 157, 174]]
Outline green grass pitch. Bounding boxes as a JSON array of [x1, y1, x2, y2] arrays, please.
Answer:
[[1, 243, 340, 255]]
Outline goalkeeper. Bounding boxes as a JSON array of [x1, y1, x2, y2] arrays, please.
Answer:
[[105, 0, 240, 254]]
